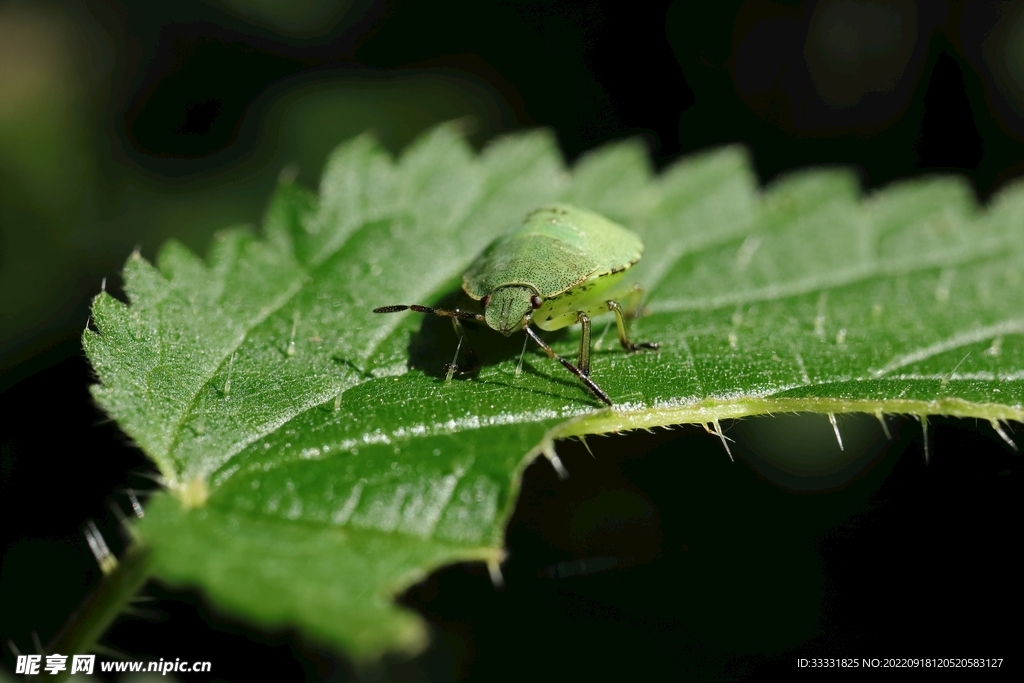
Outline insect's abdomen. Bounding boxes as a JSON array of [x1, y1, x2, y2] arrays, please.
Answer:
[[533, 270, 630, 331]]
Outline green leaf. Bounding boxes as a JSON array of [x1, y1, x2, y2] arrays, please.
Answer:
[[84, 124, 1024, 659]]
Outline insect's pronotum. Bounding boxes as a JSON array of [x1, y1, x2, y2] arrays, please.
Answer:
[[374, 205, 659, 405]]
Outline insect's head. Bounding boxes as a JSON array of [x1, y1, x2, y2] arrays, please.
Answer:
[[482, 286, 542, 336]]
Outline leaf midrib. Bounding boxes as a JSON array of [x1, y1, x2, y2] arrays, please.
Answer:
[[162, 269, 308, 476]]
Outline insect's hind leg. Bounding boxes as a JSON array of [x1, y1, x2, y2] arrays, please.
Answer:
[[618, 284, 650, 319], [607, 299, 659, 352]]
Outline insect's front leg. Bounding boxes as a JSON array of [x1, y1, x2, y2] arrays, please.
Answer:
[[443, 318, 479, 381], [607, 300, 660, 352], [372, 304, 484, 380], [576, 310, 592, 377], [523, 326, 611, 405]]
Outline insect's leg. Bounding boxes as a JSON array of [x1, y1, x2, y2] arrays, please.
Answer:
[[514, 334, 529, 377], [576, 311, 592, 377], [444, 318, 465, 382], [523, 326, 611, 405], [443, 318, 480, 380], [619, 284, 648, 318], [607, 300, 660, 352]]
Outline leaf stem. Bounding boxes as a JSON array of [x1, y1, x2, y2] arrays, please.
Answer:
[[43, 545, 151, 682]]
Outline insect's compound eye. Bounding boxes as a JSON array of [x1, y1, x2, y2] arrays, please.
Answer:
[[480, 295, 490, 308], [530, 295, 543, 309]]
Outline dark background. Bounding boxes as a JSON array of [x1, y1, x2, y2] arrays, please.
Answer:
[[1, 1, 1021, 680]]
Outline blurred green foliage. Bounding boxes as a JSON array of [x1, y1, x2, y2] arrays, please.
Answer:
[[0, 2, 512, 380]]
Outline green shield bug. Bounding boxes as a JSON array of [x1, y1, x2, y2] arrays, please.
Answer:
[[374, 205, 659, 405]]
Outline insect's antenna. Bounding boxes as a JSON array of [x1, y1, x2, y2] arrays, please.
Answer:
[[523, 326, 612, 406], [373, 304, 484, 322]]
